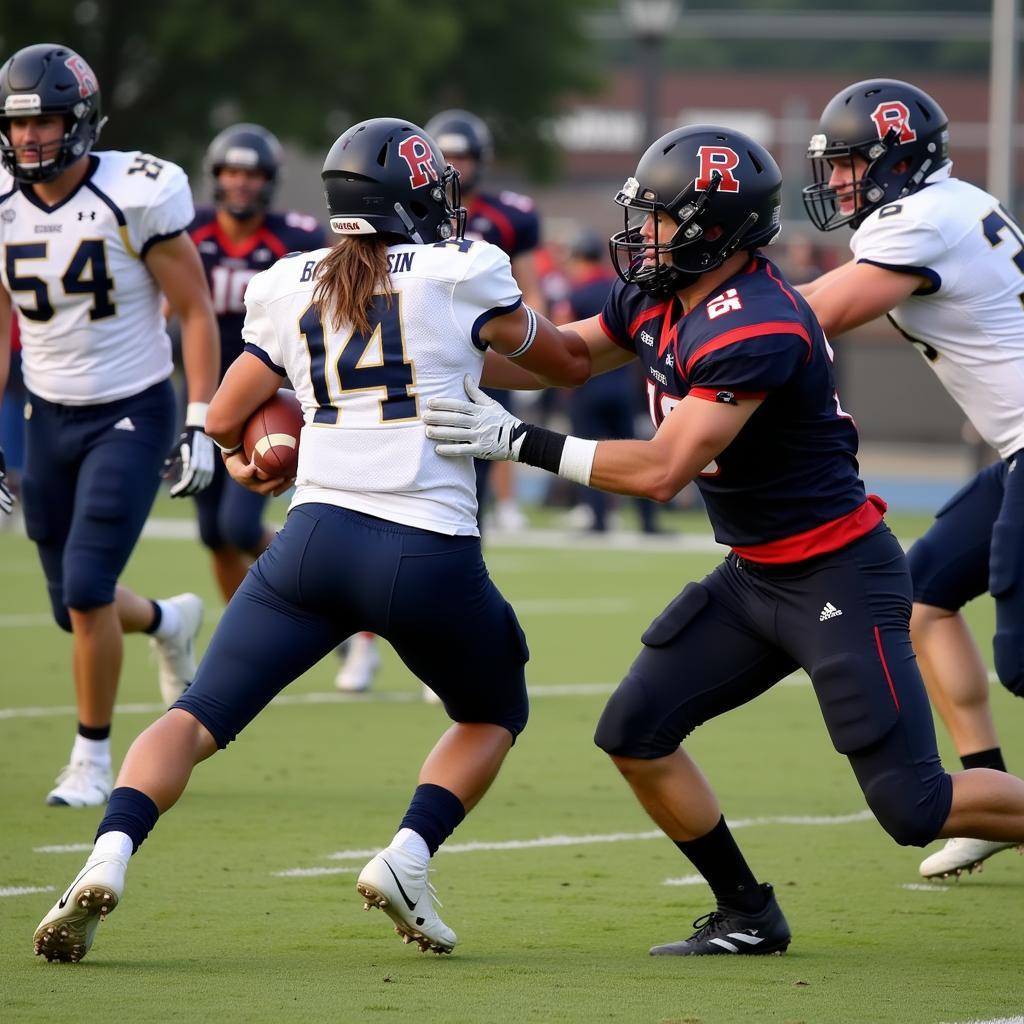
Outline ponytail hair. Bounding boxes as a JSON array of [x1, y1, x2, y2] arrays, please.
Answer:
[[312, 236, 393, 337]]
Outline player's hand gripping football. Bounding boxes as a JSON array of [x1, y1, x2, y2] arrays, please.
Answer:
[[0, 447, 15, 515], [221, 451, 294, 497], [424, 375, 527, 461], [164, 406, 216, 497]]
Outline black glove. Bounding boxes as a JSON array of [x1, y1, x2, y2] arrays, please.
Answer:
[[0, 447, 15, 515]]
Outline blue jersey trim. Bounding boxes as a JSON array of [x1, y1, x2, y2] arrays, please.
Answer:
[[85, 176, 128, 227], [140, 228, 184, 260], [856, 258, 940, 296], [470, 296, 522, 352], [243, 342, 286, 377]]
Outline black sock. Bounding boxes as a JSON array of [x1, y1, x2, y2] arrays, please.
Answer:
[[398, 783, 466, 856], [143, 600, 162, 635], [674, 816, 765, 914], [77, 722, 111, 741], [961, 747, 1007, 773], [96, 787, 160, 854]]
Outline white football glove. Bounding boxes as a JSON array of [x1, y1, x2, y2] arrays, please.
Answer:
[[164, 403, 216, 497], [0, 448, 15, 515], [424, 376, 527, 461]]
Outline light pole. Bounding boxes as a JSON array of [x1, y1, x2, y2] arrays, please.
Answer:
[[621, 0, 680, 149]]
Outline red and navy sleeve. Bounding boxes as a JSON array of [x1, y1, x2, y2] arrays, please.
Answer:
[[598, 278, 643, 353]]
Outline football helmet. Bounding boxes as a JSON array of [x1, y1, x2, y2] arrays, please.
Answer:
[[321, 117, 465, 244], [424, 109, 492, 191], [205, 123, 283, 218], [803, 78, 950, 231], [610, 124, 782, 297], [0, 43, 105, 184]]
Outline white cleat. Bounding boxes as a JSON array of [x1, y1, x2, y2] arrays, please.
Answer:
[[919, 837, 1022, 879], [46, 759, 112, 807], [151, 593, 204, 705], [356, 847, 456, 954], [33, 857, 126, 962], [335, 633, 380, 693]]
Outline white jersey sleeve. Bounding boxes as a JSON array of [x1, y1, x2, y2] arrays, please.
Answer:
[[851, 207, 948, 293], [115, 153, 194, 257], [240, 263, 287, 372], [452, 243, 522, 348]]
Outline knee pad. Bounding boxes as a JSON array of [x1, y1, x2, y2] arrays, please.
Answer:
[[594, 671, 688, 759], [221, 518, 265, 555], [861, 768, 951, 848], [63, 565, 116, 614], [810, 652, 900, 755], [993, 629, 1024, 697], [46, 584, 72, 633]]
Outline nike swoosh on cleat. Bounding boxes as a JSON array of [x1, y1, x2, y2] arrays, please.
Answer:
[[58, 864, 93, 909], [381, 859, 417, 912]]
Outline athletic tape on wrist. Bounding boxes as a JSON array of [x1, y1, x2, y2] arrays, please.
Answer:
[[515, 426, 596, 485], [557, 436, 598, 486], [506, 306, 538, 360], [185, 401, 209, 429]]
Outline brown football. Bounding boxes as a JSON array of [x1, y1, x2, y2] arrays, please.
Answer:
[[242, 389, 303, 478]]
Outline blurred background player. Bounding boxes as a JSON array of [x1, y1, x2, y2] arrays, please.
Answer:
[[0, 43, 219, 807], [33, 115, 589, 964], [800, 78, 1024, 879], [189, 123, 325, 601], [0, 311, 24, 532], [552, 227, 659, 534]]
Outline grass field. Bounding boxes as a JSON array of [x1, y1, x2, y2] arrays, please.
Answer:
[[1, 502, 1022, 1024]]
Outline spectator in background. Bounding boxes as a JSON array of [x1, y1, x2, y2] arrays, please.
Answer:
[[189, 124, 325, 603], [553, 228, 658, 534]]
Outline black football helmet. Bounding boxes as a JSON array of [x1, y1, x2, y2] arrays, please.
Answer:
[[205, 123, 283, 218], [0, 43, 105, 183], [424, 109, 492, 192], [321, 117, 465, 244], [802, 78, 950, 231], [610, 124, 782, 297]]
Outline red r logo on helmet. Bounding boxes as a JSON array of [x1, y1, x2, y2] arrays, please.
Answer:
[[64, 56, 98, 99], [695, 146, 741, 193], [869, 101, 917, 144], [398, 135, 439, 189]]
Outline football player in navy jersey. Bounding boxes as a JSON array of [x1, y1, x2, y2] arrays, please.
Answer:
[[189, 124, 325, 602], [424, 124, 1024, 956], [0, 44, 219, 808]]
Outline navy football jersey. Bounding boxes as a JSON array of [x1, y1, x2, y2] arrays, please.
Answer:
[[190, 207, 326, 377], [600, 255, 877, 561], [464, 190, 540, 259]]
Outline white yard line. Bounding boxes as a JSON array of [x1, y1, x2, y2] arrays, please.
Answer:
[[274, 811, 875, 878], [1, 885, 55, 897], [900, 883, 950, 892]]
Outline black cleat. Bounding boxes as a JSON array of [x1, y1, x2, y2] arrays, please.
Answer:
[[649, 884, 791, 956]]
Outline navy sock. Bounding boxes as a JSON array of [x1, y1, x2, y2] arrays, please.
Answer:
[[674, 816, 766, 914], [96, 786, 161, 854], [143, 600, 162, 635], [77, 722, 111, 741], [398, 783, 466, 856], [961, 748, 1007, 773]]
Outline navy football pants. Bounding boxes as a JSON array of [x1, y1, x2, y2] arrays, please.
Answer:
[[193, 454, 268, 553], [595, 525, 953, 847], [174, 503, 530, 746], [21, 381, 176, 630], [908, 451, 1024, 697]]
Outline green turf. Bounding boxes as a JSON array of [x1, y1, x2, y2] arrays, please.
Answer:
[[1, 511, 1020, 1023]]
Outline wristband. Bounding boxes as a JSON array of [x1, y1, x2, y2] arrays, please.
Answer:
[[215, 440, 243, 456], [185, 401, 209, 429], [516, 425, 597, 486], [506, 306, 538, 360]]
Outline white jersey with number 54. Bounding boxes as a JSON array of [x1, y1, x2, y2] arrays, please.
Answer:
[[0, 151, 194, 406], [851, 168, 1024, 458], [241, 238, 521, 536]]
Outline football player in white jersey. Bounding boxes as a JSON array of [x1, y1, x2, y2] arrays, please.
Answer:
[[0, 44, 219, 808], [32, 116, 589, 964], [800, 78, 1024, 878]]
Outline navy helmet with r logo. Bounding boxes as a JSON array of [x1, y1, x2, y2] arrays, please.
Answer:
[[205, 123, 283, 218], [0, 43, 105, 183], [802, 78, 950, 231], [321, 117, 465, 245], [610, 124, 783, 297]]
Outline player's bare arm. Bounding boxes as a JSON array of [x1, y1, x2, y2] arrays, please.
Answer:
[[206, 351, 292, 496], [480, 303, 591, 387], [0, 284, 11, 406], [145, 233, 219, 404], [795, 260, 852, 298], [803, 260, 926, 337]]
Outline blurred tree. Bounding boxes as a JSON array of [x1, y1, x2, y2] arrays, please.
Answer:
[[0, 0, 601, 178]]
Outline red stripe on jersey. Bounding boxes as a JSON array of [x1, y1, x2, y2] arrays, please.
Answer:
[[688, 387, 766, 403], [190, 221, 218, 244], [764, 260, 799, 312], [628, 302, 669, 337], [684, 321, 811, 379], [469, 198, 516, 253], [731, 494, 887, 564], [873, 626, 901, 711], [258, 227, 288, 259], [598, 312, 634, 351]]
